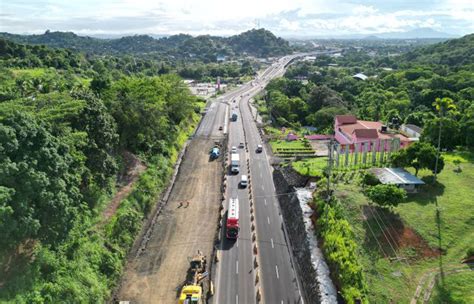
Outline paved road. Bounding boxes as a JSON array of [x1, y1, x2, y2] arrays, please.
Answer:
[[215, 55, 306, 304]]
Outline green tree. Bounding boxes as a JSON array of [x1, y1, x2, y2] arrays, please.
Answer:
[[432, 97, 457, 180], [366, 184, 407, 208], [391, 142, 445, 176], [0, 112, 83, 248]]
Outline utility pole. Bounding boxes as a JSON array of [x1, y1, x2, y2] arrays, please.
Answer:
[[326, 138, 334, 202]]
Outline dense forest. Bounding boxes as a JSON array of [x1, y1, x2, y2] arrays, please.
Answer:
[[0, 38, 203, 302], [0, 28, 292, 59], [0, 37, 259, 83], [260, 34, 474, 149]]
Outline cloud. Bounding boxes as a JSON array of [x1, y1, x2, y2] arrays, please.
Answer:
[[1, 0, 472, 36]]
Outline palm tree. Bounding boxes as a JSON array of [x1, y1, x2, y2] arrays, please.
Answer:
[[432, 97, 456, 181]]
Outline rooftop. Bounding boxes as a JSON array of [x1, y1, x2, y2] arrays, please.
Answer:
[[353, 73, 368, 80], [371, 168, 425, 185], [339, 120, 410, 142], [335, 115, 357, 125], [404, 124, 423, 134]]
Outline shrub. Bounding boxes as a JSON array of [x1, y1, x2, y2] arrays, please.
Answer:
[[361, 172, 380, 186], [314, 196, 368, 304], [366, 184, 407, 208]]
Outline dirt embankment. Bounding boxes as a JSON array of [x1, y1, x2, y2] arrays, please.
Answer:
[[115, 138, 223, 303], [102, 151, 146, 223]]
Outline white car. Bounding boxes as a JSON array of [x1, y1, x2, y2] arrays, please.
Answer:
[[231, 146, 237, 153], [240, 175, 248, 188]]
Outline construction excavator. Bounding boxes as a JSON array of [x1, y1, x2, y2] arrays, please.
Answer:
[[178, 250, 208, 304]]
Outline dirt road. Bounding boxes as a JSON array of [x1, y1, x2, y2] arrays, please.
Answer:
[[116, 138, 223, 303]]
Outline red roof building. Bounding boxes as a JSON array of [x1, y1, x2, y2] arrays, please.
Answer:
[[334, 115, 413, 152]]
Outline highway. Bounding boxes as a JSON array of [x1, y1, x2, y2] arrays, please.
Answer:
[[214, 55, 306, 304]]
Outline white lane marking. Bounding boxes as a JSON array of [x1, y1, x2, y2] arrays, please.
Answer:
[[236, 294, 239, 304], [236, 238, 239, 247], [271, 238, 274, 248], [267, 217, 270, 224], [264, 199, 267, 206], [261, 185, 264, 191], [260, 172, 262, 178], [236, 260, 239, 274], [258, 163, 261, 169], [275, 265, 280, 279]]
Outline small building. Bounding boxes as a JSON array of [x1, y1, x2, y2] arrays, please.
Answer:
[[352, 73, 368, 81], [371, 168, 425, 193], [286, 133, 299, 141], [400, 124, 423, 139]]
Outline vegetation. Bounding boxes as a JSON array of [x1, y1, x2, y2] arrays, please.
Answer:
[[0, 38, 201, 302], [390, 141, 444, 176], [261, 34, 474, 150], [1, 28, 292, 59], [366, 184, 407, 208], [313, 194, 368, 304]]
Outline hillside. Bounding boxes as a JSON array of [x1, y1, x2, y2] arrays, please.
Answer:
[[0, 28, 292, 59], [402, 33, 474, 68]]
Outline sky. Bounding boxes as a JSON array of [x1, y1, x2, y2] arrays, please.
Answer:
[[0, 0, 473, 37]]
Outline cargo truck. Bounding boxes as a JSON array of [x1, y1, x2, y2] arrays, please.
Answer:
[[226, 198, 239, 239], [230, 153, 239, 173]]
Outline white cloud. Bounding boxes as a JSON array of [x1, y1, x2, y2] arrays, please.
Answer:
[[2, 0, 473, 36]]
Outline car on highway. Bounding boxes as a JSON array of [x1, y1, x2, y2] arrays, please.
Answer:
[[218, 126, 223, 131], [256, 144, 263, 153], [231, 146, 237, 153], [239, 142, 245, 148], [239, 175, 248, 188]]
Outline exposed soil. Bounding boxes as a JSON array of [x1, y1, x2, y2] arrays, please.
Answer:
[[387, 226, 441, 259], [0, 240, 37, 289], [362, 205, 440, 260], [102, 151, 146, 223], [115, 138, 222, 303]]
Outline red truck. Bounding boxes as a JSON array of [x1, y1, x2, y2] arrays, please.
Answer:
[[226, 198, 239, 239]]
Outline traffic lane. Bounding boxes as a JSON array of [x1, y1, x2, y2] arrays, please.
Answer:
[[218, 105, 255, 304], [250, 166, 301, 303], [240, 97, 302, 302]]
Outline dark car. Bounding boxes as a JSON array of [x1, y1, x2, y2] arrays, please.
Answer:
[[218, 126, 223, 131]]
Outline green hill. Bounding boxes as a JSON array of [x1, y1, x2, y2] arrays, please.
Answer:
[[0, 28, 292, 59], [403, 33, 474, 68]]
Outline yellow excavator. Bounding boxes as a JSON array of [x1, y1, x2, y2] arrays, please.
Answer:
[[178, 250, 208, 304]]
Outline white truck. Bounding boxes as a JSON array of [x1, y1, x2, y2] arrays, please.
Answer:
[[231, 153, 240, 174]]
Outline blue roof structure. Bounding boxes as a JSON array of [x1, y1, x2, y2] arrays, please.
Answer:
[[371, 168, 425, 185]]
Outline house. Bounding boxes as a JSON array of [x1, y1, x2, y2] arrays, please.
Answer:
[[371, 168, 425, 193], [400, 124, 423, 139], [286, 133, 299, 141], [352, 73, 368, 81], [334, 115, 413, 152]]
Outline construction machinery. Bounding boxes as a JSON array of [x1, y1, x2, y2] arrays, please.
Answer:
[[178, 250, 208, 304]]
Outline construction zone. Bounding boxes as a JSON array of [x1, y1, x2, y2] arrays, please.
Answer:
[[115, 138, 224, 303], [178, 251, 208, 304]]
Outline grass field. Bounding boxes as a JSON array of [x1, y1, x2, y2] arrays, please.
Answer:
[[331, 151, 474, 303], [292, 157, 328, 177]]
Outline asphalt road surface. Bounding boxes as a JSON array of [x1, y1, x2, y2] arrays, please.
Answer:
[[214, 55, 305, 304]]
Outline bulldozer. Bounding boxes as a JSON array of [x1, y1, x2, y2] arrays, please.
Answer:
[[178, 250, 208, 304]]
